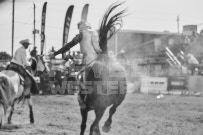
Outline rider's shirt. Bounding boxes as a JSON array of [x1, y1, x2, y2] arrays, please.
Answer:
[[11, 46, 31, 68], [80, 29, 102, 64]]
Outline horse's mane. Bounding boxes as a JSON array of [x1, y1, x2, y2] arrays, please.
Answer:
[[98, 2, 127, 54]]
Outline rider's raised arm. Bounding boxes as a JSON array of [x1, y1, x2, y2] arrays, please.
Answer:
[[54, 33, 83, 56]]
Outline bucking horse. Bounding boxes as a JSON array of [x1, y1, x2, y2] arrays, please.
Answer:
[[79, 2, 127, 135]]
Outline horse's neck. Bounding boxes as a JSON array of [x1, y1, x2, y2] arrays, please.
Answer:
[[37, 59, 43, 69]]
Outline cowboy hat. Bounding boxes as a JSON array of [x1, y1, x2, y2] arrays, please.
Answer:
[[77, 21, 91, 31], [19, 39, 32, 44]]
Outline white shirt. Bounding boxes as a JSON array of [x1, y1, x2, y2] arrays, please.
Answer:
[[80, 29, 102, 64], [11, 46, 31, 68]]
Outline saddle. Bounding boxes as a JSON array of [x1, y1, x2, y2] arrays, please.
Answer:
[[6, 64, 30, 86]]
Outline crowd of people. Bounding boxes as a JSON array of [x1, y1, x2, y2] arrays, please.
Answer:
[[63, 51, 84, 72], [166, 30, 203, 76]]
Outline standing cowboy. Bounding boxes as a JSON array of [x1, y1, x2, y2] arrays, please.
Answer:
[[49, 21, 102, 108], [6, 39, 39, 95]]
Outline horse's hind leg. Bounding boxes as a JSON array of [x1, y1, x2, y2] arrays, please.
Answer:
[[0, 103, 5, 128], [27, 96, 34, 123], [8, 99, 16, 124], [102, 104, 118, 133], [90, 108, 106, 135], [80, 108, 89, 135]]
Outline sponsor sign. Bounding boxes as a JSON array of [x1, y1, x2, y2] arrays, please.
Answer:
[[168, 76, 188, 90], [141, 77, 168, 93]]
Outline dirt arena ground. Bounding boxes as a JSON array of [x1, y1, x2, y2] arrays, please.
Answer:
[[1, 93, 203, 135]]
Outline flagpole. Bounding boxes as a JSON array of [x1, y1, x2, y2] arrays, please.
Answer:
[[12, 0, 15, 57], [33, 3, 36, 47]]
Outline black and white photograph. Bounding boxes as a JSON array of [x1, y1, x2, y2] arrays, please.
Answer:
[[0, 0, 203, 134]]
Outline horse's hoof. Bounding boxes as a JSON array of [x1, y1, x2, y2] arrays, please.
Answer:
[[92, 131, 101, 135], [30, 119, 34, 124], [102, 124, 111, 133]]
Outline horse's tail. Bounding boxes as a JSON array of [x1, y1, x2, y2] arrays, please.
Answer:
[[0, 73, 10, 126], [98, 2, 127, 54]]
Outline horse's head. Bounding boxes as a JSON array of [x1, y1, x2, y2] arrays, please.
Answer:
[[30, 55, 50, 76], [36, 55, 50, 73]]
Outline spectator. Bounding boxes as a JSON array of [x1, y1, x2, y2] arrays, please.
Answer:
[[49, 46, 56, 59], [187, 53, 199, 75], [72, 51, 76, 59]]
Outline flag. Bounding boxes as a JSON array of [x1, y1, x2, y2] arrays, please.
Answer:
[[62, 5, 74, 59], [41, 2, 47, 55]]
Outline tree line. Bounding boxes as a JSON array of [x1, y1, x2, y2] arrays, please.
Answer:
[[0, 52, 12, 60]]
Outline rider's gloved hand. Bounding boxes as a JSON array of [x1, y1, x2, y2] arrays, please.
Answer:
[[48, 52, 55, 59]]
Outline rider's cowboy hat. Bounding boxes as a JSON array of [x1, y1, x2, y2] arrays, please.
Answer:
[[19, 39, 32, 44], [77, 21, 91, 31]]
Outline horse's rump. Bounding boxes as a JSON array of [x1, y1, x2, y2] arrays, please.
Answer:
[[1, 70, 24, 102], [85, 57, 126, 107], [5, 63, 38, 95], [0, 70, 36, 126]]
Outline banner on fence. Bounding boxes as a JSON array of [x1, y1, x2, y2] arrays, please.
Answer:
[[141, 77, 168, 93]]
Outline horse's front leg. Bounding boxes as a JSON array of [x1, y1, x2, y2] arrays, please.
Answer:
[[8, 99, 16, 124], [27, 96, 34, 123], [80, 108, 89, 135]]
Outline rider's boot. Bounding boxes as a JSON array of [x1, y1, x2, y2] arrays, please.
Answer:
[[25, 71, 40, 95], [31, 81, 40, 94]]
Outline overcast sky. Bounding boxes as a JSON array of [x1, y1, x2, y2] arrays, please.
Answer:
[[0, 0, 203, 57]]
